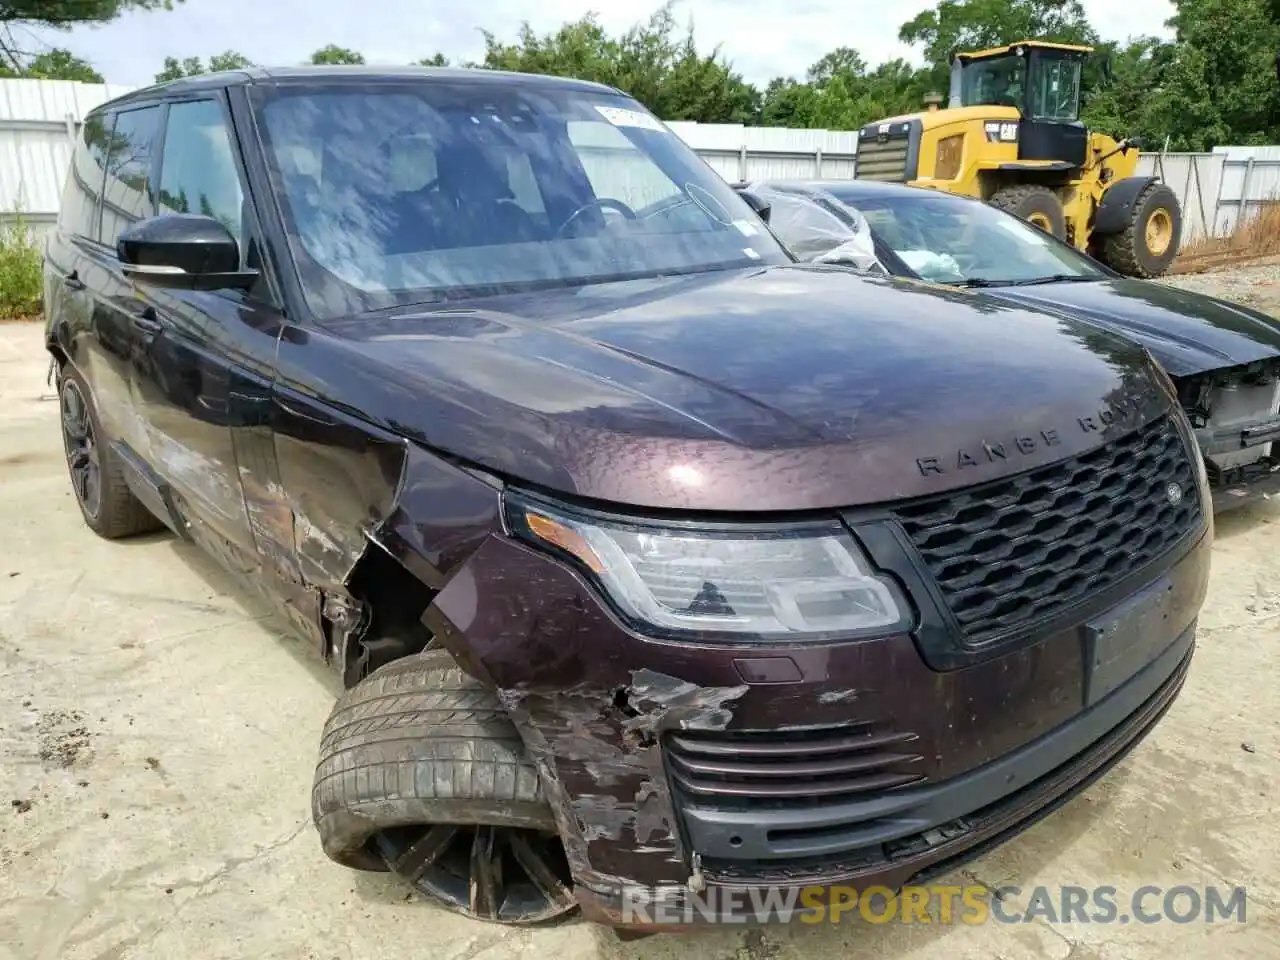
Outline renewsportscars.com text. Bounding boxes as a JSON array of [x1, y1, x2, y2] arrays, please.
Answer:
[[620, 883, 1248, 926]]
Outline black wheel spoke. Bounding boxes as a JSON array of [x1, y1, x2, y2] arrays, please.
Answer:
[[390, 824, 457, 883], [60, 380, 101, 518], [379, 823, 577, 925], [508, 832, 574, 910], [71, 463, 89, 501], [468, 826, 502, 919], [62, 412, 84, 439], [83, 469, 100, 514]]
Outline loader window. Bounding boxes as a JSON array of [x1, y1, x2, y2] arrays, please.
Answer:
[[959, 55, 1025, 108], [1028, 56, 1082, 121]]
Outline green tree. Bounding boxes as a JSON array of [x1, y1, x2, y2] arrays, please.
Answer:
[[0, 0, 181, 73], [1158, 0, 1280, 149], [155, 55, 203, 81], [209, 50, 253, 71], [310, 44, 365, 65], [480, 3, 759, 123], [807, 47, 867, 86], [417, 53, 449, 67], [21, 49, 103, 82], [1080, 37, 1176, 142], [155, 49, 252, 82], [760, 78, 821, 127]]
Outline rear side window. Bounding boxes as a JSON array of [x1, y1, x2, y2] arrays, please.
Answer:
[[58, 113, 113, 241], [158, 98, 245, 246], [101, 105, 162, 246]]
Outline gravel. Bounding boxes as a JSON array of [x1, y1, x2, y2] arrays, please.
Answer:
[[1158, 261, 1280, 316]]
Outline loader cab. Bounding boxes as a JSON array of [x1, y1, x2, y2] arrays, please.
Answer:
[[950, 42, 1090, 169]]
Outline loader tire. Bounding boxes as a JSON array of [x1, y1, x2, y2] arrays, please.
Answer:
[[1100, 181, 1182, 278], [989, 184, 1067, 240], [311, 649, 555, 873]]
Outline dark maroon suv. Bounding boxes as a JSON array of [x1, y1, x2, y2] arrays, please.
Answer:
[[43, 65, 1210, 931]]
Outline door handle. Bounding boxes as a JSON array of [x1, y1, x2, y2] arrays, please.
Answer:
[[132, 308, 163, 337], [63, 269, 85, 291]]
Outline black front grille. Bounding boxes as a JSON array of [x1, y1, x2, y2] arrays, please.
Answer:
[[667, 723, 924, 809], [891, 415, 1201, 645]]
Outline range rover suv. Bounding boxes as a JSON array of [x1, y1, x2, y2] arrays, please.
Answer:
[[42, 65, 1211, 931]]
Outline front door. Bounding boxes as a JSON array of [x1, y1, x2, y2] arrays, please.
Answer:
[[118, 96, 284, 577]]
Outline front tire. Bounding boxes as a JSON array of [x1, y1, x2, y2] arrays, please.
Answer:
[[58, 366, 162, 540], [1099, 181, 1182, 278], [989, 184, 1067, 239], [311, 650, 578, 925]]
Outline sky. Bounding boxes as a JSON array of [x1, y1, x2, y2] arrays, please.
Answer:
[[24, 0, 1179, 89]]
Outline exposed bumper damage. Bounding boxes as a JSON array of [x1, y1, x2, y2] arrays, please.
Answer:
[[1176, 360, 1280, 511], [417, 513, 1210, 929]]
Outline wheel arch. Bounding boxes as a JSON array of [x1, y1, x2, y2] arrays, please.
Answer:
[[1093, 176, 1161, 236]]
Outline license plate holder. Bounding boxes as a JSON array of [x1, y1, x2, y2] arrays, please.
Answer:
[[1084, 575, 1176, 706]]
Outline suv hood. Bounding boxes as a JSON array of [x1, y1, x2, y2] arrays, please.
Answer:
[[982, 278, 1280, 377], [318, 265, 1173, 513]]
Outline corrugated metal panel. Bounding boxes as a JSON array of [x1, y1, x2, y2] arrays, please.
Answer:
[[0, 79, 138, 231], [0, 78, 135, 123], [0, 130, 72, 218], [1207, 145, 1280, 235]]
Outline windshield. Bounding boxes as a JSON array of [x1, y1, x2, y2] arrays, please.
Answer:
[[959, 54, 1025, 108], [1028, 55, 1081, 121], [772, 186, 1105, 285], [250, 81, 788, 320]]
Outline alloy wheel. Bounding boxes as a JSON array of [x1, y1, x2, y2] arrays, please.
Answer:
[[375, 824, 577, 924], [60, 379, 102, 519]]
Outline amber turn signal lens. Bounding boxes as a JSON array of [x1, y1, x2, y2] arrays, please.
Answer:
[[525, 511, 605, 573]]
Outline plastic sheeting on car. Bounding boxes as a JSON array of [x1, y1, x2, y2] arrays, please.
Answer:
[[742, 181, 887, 275]]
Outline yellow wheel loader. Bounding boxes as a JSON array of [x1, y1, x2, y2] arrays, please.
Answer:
[[853, 41, 1181, 277]]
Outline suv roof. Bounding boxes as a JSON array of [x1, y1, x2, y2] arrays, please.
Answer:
[[96, 64, 621, 114]]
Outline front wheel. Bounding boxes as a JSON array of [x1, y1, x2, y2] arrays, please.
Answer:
[[311, 650, 579, 925], [1099, 182, 1182, 278]]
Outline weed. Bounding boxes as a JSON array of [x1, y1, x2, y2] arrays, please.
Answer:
[[0, 213, 43, 319]]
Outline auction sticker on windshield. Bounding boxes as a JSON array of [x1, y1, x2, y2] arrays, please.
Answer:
[[594, 105, 667, 131]]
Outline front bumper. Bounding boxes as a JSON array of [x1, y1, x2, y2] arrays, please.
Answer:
[[580, 626, 1193, 930], [426, 505, 1209, 930]]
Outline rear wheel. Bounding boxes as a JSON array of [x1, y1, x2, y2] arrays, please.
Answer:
[[58, 366, 162, 540], [311, 650, 578, 925], [989, 184, 1067, 240], [1100, 181, 1182, 278]]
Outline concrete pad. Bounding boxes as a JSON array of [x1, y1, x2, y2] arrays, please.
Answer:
[[0, 320, 1277, 959]]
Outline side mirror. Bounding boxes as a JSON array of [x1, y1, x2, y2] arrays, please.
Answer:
[[737, 188, 772, 224], [118, 214, 258, 292]]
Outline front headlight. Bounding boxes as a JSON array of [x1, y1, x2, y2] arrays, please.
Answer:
[[504, 494, 909, 640], [934, 134, 964, 180]]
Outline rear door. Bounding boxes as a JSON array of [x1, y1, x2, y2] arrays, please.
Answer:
[[48, 106, 161, 453]]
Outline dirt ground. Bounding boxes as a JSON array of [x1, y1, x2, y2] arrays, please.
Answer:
[[1, 308, 1278, 960]]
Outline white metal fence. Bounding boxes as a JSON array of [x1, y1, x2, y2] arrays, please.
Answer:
[[0, 76, 1267, 245]]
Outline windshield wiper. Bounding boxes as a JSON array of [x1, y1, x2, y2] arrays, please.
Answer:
[[945, 274, 1099, 288]]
